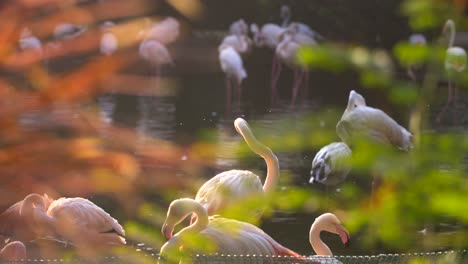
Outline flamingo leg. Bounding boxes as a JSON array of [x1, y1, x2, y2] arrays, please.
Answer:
[[291, 69, 305, 106], [236, 81, 243, 113], [271, 56, 282, 105], [436, 79, 453, 123], [302, 70, 310, 105], [155, 65, 161, 90], [225, 77, 232, 117]]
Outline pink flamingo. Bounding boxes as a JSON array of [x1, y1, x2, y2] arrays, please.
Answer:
[[3, 193, 126, 255], [218, 45, 247, 113], [0, 241, 26, 261], [309, 213, 350, 256], [160, 198, 304, 261]]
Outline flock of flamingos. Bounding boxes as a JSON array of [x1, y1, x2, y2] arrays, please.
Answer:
[[4, 3, 467, 263]]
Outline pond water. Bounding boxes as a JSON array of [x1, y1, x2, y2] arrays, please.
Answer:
[[1, 0, 467, 261]]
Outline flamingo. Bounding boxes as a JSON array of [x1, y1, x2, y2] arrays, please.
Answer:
[[275, 29, 317, 106], [16, 193, 125, 251], [160, 198, 303, 261], [19, 27, 42, 54], [193, 118, 278, 223], [53, 23, 86, 40], [139, 39, 174, 89], [436, 19, 466, 123], [0, 193, 54, 242], [407, 33, 427, 82], [138, 17, 180, 45], [250, 23, 286, 104], [220, 34, 253, 57], [310, 142, 352, 186], [229, 18, 249, 36], [100, 21, 118, 56], [309, 213, 350, 256], [336, 90, 413, 151], [218, 45, 247, 113], [0, 241, 26, 261]]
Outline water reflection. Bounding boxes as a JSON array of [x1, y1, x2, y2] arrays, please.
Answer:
[[136, 96, 176, 141]]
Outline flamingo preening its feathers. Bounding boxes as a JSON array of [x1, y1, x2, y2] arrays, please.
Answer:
[[160, 198, 303, 261]]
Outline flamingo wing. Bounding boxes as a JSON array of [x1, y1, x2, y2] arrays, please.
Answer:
[[48, 198, 125, 237], [195, 170, 263, 216]]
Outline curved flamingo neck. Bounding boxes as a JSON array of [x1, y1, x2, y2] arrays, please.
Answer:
[[309, 222, 333, 256], [20, 194, 55, 230], [445, 20, 455, 48], [234, 118, 280, 193], [176, 199, 209, 236]]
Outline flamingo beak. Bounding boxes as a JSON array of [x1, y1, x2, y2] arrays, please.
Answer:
[[335, 224, 350, 247], [161, 222, 174, 239]]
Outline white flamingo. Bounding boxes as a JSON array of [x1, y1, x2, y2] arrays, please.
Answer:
[[310, 142, 352, 186], [160, 198, 303, 261], [19, 28, 42, 54], [218, 45, 247, 113], [407, 33, 427, 81], [193, 118, 278, 223], [139, 39, 174, 89], [138, 17, 180, 45], [436, 19, 466, 123], [229, 18, 249, 36], [17, 193, 125, 251], [336, 90, 413, 151], [100, 21, 118, 56]]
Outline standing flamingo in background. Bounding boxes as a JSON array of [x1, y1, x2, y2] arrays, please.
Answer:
[[436, 19, 466, 123], [13, 193, 125, 255], [336, 90, 413, 151], [100, 21, 118, 56], [0, 241, 26, 261], [309, 213, 350, 256], [193, 118, 279, 223], [160, 198, 304, 261], [138, 17, 180, 89], [407, 33, 427, 82], [218, 44, 247, 113], [275, 29, 317, 106], [53, 23, 87, 40], [310, 142, 352, 186], [229, 18, 249, 36], [19, 27, 42, 54]]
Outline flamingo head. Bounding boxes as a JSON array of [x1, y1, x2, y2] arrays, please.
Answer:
[[347, 90, 366, 111], [443, 19, 455, 36], [314, 213, 350, 247], [161, 199, 194, 239], [408, 34, 426, 46], [445, 47, 467, 73]]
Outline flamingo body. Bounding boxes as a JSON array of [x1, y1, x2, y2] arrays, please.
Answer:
[[100, 32, 118, 55], [218, 46, 246, 84], [160, 198, 302, 259], [445, 47, 467, 73], [139, 39, 174, 67], [46, 197, 126, 246], [336, 90, 413, 151], [0, 241, 26, 261], [195, 169, 263, 217], [229, 19, 249, 36], [17, 194, 125, 248], [220, 35, 252, 56], [194, 118, 279, 222], [310, 142, 352, 185]]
